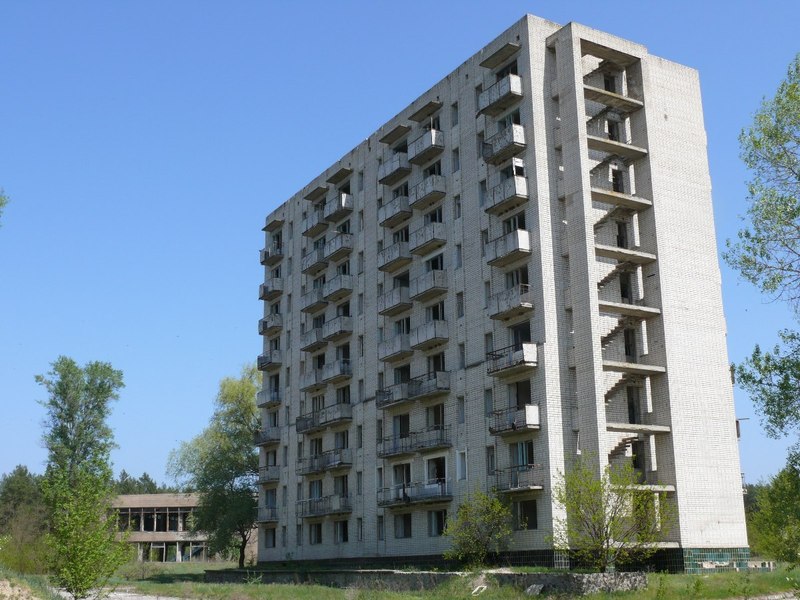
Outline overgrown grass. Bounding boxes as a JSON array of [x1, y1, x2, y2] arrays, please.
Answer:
[[0, 566, 61, 600]]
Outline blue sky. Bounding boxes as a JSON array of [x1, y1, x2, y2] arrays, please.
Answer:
[[1, 1, 798, 486]]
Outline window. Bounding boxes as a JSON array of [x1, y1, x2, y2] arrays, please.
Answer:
[[484, 282, 491, 307], [357, 424, 363, 448], [477, 132, 484, 159], [485, 333, 494, 354], [310, 437, 323, 457], [457, 451, 467, 480], [424, 206, 442, 224], [358, 293, 364, 315], [503, 211, 526, 234], [428, 510, 447, 537], [428, 352, 445, 373], [481, 228, 488, 256], [514, 500, 538, 530], [357, 517, 364, 541], [457, 396, 465, 424], [377, 515, 385, 541], [357, 171, 364, 192], [496, 59, 518, 79], [357, 471, 363, 494], [394, 513, 412, 538], [336, 385, 351, 405], [309, 522, 322, 545], [296, 524, 303, 546], [612, 168, 624, 193], [358, 379, 365, 402], [455, 244, 462, 269], [498, 109, 521, 132], [479, 180, 487, 206], [394, 316, 411, 334], [334, 520, 349, 544], [265, 528, 276, 548], [394, 226, 410, 242], [616, 221, 629, 249], [358, 251, 364, 273], [334, 429, 349, 449], [426, 254, 444, 271], [486, 446, 496, 475], [393, 182, 409, 199], [450, 102, 459, 126], [458, 344, 466, 369], [426, 456, 446, 483], [426, 403, 444, 429], [359, 335, 364, 357], [506, 267, 529, 289], [456, 292, 464, 318], [452, 148, 460, 173], [426, 301, 445, 322], [453, 195, 461, 220], [511, 440, 534, 467], [423, 161, 441, 178], [334, 474, 349, 497], [309, 479, 323, 501]]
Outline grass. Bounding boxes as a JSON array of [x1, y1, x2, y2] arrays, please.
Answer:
[[108, 561, 800, 599], [0, 566, 61, 600]]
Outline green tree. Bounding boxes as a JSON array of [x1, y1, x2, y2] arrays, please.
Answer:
[[551, 455, 671, 572], [38, 356, 130, 599], [443, 490, 514, 567], [0, 466, 49, 573], [168, 365, 260, 568], [747, 465, 800, 565], [725, 54, 800, 462], [113, 471, 174, 495], [0, 466, 45, 534]]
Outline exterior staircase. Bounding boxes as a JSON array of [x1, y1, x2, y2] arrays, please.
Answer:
[[608, 435, 638, 460]]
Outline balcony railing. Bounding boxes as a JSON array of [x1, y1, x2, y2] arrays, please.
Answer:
[[322, 274, 353, 302], [296, 448, 353, 475], [259, 278, 283, 301], [378, 195, 412, 228], [410, 320, 449, 350], [408, 174, 446, 210], [487, 343, 538, 376], [260, 243, 284, 266], [301, 246, 328, 275], [378, 152, 411, 186], [410, 269, 447, 301], [377, 241, 412, 272], [323, 192, 353, 222], [377, 480, 452, 507], [377, 285, 412, 316], [483, 124, 526, 165], [299, 368, 325, 392], [409, 221, 446, 255], [254, 427, 281, 446], [257, 350, 281, 371], [378, 334, 412, 362], [322, 315, 352, 341], [323, 232, 353, 262], [302, 209, 327, 238], [408, 371, 450, 400], [492, 465, 545, 493], [375, 382, 411, 409], [300, 328, 326, 353], [408, 129, 444, 165], [478, 73, 523, 116], [488, 284, 534, 320], [377, 426, 451, 458], [258, 314, 283, 336], [486, 229, 531, 267], [296, 495, 352, 518], [256, 389, 281, 408], [256, 507, 279, 522], [489, 405, 540, 436], [296, 402, 353, 434], [322, 359, 352, 383], [485, 175, 528, 216], [300, 287, 327, 313], [257, 465, 280, 484]]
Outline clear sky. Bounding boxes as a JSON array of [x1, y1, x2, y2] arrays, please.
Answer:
[[1, 1, 798, 486]]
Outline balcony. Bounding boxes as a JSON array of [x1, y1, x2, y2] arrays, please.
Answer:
[[323, 232, 353, 262], [408, 129, 444, 165], [586, 135, 648, 162], [256, 507, 279, 523], [322, 359, 352, 384], [263, 216, 283, 233], [254, 427, 281, 447], [300, 328, 326, 353], [409, 269, 447, 302], [486, 229, 531, 267], [583, 84, 644, 114], [488, 284, 534, 321], [377, 426, 452, 458], [302, 209, 327, 238], [590, 186, 652, 211], [322, 316, 352, 342], [408, 174, 446, 211], [408, 371, 450, 401], [300, 368, 325, 392], [259, 279, 283, 301], [297, 449, 353, 475], [300, 247, 328, 275], [377, 285, 412, 316], [377, 241, 412, 272], [485, 176, 528, 216], [377, 480, 452, 508], [378, 196, 412, 228], [409, 222, 446, 255], [296, 495, 352, 518], [323, 274, 353, 302], [300, 288, 327, 314], [478, 73, 523, 116], [256, 389, 281, 409], [296, 403, 353, 434], [257, 350, 282, 372], [323, 192, 353, 223], [260, 243, 283, 266], [410, 320, 449, 351], [258, 314, 283, 336], [257, 465, 280, 484], [489, 405, 540, 436], [594, 244, 657, 265], [492, 465, 544, 494], [483, 124, 526, 165], [375, 382, 411, 410], [378, 334, 413, 362], [486, 343, 538, 376], [378, 153, 411, 186]]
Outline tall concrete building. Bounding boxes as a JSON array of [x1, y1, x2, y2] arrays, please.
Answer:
[[256, 14, 748, 572]]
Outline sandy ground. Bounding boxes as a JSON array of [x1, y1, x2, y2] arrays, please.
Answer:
[[0, 579, 38, 600]]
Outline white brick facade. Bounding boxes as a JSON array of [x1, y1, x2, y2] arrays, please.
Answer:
[[256, 15, 748, 569]]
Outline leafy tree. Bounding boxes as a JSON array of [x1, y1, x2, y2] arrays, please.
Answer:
[[114, 471, 175, 495], [443, 490, 514, 567], [168, 365, 260, 568], [0, 466, 49, 574], [747, 465, 800, 565], [0, 465, 45, 534], [551, 455, 672, 572], [37, 356, 130, 599], [725, 54, 800, 462]]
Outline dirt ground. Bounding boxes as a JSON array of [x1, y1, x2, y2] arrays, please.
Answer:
[[0, 579, 38, 600]]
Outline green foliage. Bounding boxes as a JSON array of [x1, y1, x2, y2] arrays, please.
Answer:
[[747, 465, 800, 566], [551, 454, 671, 572], [0, 466, 45, 535], [113, 470, 176, 495], [168, 364, 260, 568], [442, 490, 514, 567]]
